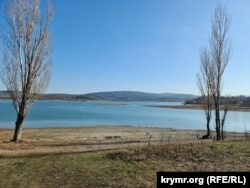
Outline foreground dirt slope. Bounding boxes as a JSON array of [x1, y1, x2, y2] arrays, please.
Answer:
[[0, 126, 246, 156]]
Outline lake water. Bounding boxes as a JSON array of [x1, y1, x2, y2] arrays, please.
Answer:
[[0, 100, 249, 132]]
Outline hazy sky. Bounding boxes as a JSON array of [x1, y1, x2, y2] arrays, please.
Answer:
[[3, 0, 250, 95]]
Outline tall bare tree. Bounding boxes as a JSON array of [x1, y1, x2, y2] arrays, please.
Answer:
[[210, 4, 232, 140], [0, 0, 53, 142], [197, 47, 213, 139], [207, 4, 232, 140]]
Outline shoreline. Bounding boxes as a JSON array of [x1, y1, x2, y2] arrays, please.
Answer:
[[0, 125, 247, 156], [148, 104, 250, 112], [0, 124, 247, 132]]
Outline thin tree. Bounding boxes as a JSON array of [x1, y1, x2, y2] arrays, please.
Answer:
[[208, 4, 232, 140], [197, 47, 213, 139], [0, 0, 53, 142]]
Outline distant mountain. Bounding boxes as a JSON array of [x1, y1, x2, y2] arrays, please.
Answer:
[[77, 91, 198, 102], [0, 90, 197, 102]]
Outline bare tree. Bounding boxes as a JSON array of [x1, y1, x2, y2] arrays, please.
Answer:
[[197, 47, 213, 139], [210, 4, 232, 140], [208, 4, 232, 140], [0, 0, 53, 142]]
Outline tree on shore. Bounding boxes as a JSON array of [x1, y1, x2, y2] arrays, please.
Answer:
[[0, 0, 53, 142], [197, 48, 213, 139], [198, 3, 232, 140]]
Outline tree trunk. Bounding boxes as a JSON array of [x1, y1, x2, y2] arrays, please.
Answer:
[[221, 108, 228, 140], [221, 125, 224, 140], [221, 116, 225, 140], [202, 118, 211, 139], [206, 118, 211, 137], [215, 110, 221, 140], [13, 113, 25, 142]]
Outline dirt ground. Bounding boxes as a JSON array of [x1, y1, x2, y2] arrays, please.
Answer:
[[0, 125, 246, 156]]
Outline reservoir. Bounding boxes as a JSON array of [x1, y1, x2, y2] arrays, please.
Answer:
[[0, 100, 249, 132]]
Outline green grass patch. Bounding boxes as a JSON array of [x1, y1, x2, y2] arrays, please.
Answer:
[[0, 140, 249, 188]]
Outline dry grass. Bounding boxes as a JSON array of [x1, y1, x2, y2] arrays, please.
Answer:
[[0, 140, 249, 188], [0, 126, 249, 187]]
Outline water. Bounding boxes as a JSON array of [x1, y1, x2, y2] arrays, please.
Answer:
[[0, 100, 249, 132]]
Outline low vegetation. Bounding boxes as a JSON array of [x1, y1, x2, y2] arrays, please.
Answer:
[[0, 139, 249, 188], [186, 96, 250, 107]]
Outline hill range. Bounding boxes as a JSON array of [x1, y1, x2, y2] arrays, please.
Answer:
[[0, 91, 197, 102]]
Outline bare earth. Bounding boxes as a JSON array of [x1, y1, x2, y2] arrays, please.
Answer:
[[0, 126, 246, 156]]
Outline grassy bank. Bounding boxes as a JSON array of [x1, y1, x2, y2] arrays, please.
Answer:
[[0, 139, 250, 188]]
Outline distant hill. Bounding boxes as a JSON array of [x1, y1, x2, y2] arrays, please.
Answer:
[[0, 90, 197, 102], [77, 91, 197, 102]]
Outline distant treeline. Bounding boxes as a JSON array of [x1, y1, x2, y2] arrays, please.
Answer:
[[185, 95, 250, 107]]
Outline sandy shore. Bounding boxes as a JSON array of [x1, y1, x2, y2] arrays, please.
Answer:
[[0, 125, 247, 156]]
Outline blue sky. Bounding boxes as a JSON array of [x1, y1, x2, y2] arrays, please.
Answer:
[[3, 0, 250, 95]]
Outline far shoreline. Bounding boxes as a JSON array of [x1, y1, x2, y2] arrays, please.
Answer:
[[147, 104, 250, 112]]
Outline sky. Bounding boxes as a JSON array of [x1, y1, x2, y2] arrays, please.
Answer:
[[2, 0, 250, 96]]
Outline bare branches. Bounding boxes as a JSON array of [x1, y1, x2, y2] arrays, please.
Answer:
[[198, 3, 232, 141], [0, 0, 53, 141], [197, 47, 213, 138], [210, 4, 232, 78], [210, 4, 232, 140], [1, 0, 53, 110]]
